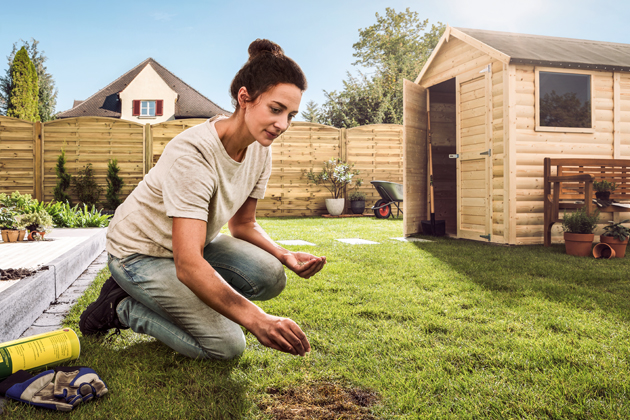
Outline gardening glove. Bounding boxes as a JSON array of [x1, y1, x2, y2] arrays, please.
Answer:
[[53, 366, 108, 405], [0, 367, 108, 411]]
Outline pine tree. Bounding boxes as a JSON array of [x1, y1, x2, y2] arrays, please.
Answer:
[[1, 39, 57, 120], [73, 163, 102, 207], [7, 47, 39, 122], [53, 149, 72, 205], [300, 100, 321, 123], [105, 159, 124, 210]]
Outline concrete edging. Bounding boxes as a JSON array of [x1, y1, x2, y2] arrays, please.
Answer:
[[0, 229, 106, 342]]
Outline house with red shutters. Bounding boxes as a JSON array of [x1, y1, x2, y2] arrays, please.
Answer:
[[57, 58, 231, 123]]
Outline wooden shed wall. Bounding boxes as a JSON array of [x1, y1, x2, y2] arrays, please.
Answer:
[[420, 37, 496, 89], [620, 73, 630, 157], [491, 62, 506, 243], [511, 65, 630, 244]]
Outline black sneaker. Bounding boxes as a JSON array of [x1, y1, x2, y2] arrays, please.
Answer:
[[79, 276, 130, 337]]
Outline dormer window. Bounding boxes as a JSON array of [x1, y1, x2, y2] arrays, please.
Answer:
[[132, 100, 163, 117]]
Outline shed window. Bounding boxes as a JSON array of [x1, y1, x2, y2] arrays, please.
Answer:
[[537, 71, 592, 129]]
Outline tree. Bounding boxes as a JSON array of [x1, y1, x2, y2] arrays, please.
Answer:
[[300, 100, 321, 123], [320, 8, 444, 127], [53, 149, 73, 205], [6, 47, 39, 122], [540, 91, 591, 128], [1, 39, 58, 121], [73, 163, 102, 207], [105, 159, 124, 210]]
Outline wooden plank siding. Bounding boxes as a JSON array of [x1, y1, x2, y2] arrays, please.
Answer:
[[41, 117, 145, 204], [0, 116, 403, 218], [512, 64, 630, 244], [620, 73, 630, 158], [0, 116, 36, 196], [491, 61, 506, 242]]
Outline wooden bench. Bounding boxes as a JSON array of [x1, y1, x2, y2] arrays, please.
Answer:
[[543, 158, 630, 246]]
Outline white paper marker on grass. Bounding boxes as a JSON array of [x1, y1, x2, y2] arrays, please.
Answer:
[[276, 240, 316, 246], [336, 238, 380, 245], [391, 237, 433, 243]]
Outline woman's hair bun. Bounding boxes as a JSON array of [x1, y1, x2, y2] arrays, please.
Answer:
[[248, 39, 284, 59]]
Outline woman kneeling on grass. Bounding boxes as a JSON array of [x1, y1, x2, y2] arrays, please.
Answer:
[[79, 39, 325, 359]]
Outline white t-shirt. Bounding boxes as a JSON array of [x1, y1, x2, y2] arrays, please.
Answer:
[[106, 115, 271, 258]]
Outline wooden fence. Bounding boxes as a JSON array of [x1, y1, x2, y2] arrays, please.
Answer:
[[0, 116, 403, 216]]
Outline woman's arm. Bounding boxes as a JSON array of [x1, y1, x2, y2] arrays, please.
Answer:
[[172, 216, 310, 356], [228, 197, 326, 278]]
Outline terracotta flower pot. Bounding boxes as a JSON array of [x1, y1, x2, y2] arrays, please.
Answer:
[[28, 231, 46, 241], [593, 243, 616, 259], [564, 232, 595, 257], [325, 198, 345, 216], [600, 235, 629, 258]]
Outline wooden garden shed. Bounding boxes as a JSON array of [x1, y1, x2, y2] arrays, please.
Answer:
[[403, 26, 630, 244]]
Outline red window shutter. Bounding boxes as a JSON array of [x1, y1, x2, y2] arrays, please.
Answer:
[[156, 100, 163, 116], [132, 100, 140, 116]]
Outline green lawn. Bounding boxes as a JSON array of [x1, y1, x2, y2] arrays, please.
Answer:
[[4, 217, 630, 419]]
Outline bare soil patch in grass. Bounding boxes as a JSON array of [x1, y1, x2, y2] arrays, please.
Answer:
[[258, 382, 380, 420]]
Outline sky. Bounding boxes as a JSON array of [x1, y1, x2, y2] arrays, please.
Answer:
[[2, 0, 629, 120]]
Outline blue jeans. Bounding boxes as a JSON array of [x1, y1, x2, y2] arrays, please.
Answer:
[[108, 234, 286, 360]]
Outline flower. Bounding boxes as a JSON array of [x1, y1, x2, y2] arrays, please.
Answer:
[[304, 158, 361, 199]]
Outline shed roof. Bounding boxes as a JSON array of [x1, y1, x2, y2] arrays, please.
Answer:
[[456, 27, 630, 72], [57, 58, 231, 119]]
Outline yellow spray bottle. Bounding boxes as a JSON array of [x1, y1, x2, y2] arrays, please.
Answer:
[[0, 328, 80, 381]]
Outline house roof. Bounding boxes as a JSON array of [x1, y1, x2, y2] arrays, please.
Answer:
[[57, 58, 231, 119], [455, 27, 630, 72]]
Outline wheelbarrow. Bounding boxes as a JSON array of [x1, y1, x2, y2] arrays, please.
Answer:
[[370, 180, 403, 219]]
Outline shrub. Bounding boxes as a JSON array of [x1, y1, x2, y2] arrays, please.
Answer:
[[0, 191, 38, 213], [0, 207, 17, 230], [53, 149, 73, 205], [105, 159, 124, 210], [562, 208, 599, 234], [73, 163, 102, 207], [15, 209, 53, 233], [349, 191, 366, 201]]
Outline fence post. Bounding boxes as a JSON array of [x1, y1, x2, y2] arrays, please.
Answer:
[[340, 128, 348, 213], [34, 121, 43, 201], [144, 123, 153, 176]]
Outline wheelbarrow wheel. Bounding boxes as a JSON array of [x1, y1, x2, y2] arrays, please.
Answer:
[[374, 199, 391, 219]]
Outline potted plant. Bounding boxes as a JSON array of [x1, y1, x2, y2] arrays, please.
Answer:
[[305, 158, 360, 216], [561, 208, 599, 256], [593, 180, 617, 201], [0, 207, 21, 243], [349, 191, 367, 214], [16, 209, 54, 241], [600, 219, 630, 258]]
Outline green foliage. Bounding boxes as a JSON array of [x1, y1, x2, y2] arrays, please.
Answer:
[[602, 219, 630, 241], [0, 39, 57, 120], [593, 179, 617, 192], [15, 208, 53, 233], [349, 191, 366, 201], [562, 208, 599, 234], [105, 159, 124, 210], [73, 163, 103, 207], [0, 191, 38, 213], [304, 158, 360, 199], [43, 201, 111, 228], [53, 149, 73, 205], [299, 100, 321, 123], [0, 207, 17, 229], [319, 8, 444, 127], [6, 47, 39, 122]]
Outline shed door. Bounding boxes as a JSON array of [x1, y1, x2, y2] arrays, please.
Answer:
[[403, 79, 428, 236], [456, 70, 492, 241]]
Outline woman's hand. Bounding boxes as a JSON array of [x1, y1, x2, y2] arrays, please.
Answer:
[[249, 314, 311, 356], [281, 251, 326, 279]]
